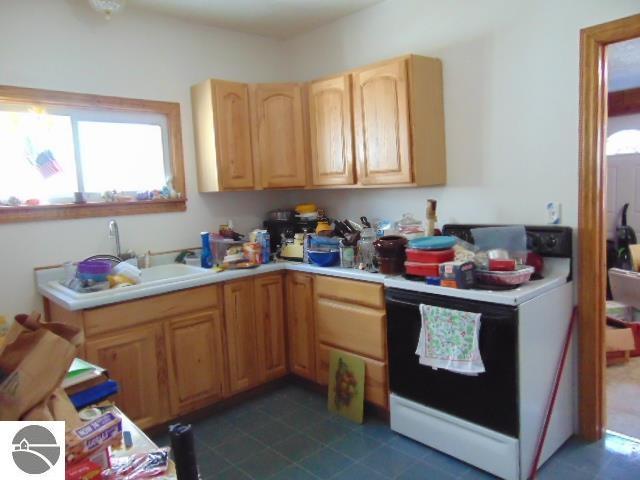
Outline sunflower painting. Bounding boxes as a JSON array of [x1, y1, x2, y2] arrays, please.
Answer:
[[327, 350, 365, 424]]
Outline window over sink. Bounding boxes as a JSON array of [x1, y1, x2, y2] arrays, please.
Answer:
[[0, 85, 186, 223]]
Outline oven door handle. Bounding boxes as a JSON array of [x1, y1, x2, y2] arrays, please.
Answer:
[[386, 297, 421, 309]]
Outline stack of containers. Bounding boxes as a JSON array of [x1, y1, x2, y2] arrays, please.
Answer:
[[404, 236, 457, 284]]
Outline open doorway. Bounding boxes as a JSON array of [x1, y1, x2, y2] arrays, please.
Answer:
[[604, 37, 640, 441], [578, 14, 640, 442]]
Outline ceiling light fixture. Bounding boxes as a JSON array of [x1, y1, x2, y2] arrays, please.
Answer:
[[89, 0, 126, 20]]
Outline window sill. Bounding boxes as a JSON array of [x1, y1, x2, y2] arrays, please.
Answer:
[[0, 199, 186, 224]]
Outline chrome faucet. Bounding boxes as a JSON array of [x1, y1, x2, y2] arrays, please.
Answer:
[[108, 219, 122, 258]]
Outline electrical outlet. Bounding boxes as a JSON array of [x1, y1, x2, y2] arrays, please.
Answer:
[[546, 202, 561, 224]]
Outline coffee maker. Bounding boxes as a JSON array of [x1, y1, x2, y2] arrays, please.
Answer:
[[263, 218, 318, 261]]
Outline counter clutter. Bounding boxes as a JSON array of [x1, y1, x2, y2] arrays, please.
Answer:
[[200, 202, 538, 290]]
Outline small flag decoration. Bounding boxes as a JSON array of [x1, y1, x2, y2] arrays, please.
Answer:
[[34, 149, 62, 178]]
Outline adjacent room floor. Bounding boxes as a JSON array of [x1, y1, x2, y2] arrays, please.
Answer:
[[152, 384, 640, 480], [607, 356, 640, 440]]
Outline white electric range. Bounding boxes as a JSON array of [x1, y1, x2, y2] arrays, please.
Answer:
[[385, 225, 575, 480]]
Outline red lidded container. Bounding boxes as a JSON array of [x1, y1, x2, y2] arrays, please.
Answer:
[[405, 248, 455, 264], [404, 261, 440, 277]]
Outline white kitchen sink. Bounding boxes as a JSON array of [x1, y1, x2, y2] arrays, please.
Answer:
[[44, 263, 213, 302], [139, 263, 209, 283]]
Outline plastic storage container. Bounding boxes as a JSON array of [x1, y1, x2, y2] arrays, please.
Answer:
[[475, 266, 534, 286], [405, 248, 454, 263], [404, 261, 440, 277]]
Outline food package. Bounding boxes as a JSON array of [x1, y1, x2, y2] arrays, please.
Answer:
[[0, 312, 83, 425], [66, 411, 123, 465], [65, 457, 105, 480], [439, 261, 476, 289], [102, 448, 171, 480]]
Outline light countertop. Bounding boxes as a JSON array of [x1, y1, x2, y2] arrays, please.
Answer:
[[36, 261, 387, 311]]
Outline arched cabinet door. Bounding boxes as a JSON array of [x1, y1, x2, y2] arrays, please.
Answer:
[[213, 80, 254, 189], [308, 75, 355, 186], [191, 79, 254, 191], [353, 58, 413, 185], [250, 83, 307, 188]]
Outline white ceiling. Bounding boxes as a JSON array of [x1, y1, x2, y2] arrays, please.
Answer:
[[608, 37, 640, 92], [131, 0, 384, 39]]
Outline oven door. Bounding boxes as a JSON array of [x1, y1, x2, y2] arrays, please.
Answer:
[[386, 288, 519, 437]]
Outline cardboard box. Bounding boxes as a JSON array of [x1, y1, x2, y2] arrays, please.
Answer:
[[606, 326, 636, 352], [66, 411, 122, 464]]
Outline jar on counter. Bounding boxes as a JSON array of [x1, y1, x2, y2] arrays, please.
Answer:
[[356, 228, 377, 272], [339, 240, 355, 268]]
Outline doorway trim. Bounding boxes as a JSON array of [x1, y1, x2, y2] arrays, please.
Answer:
[[579, 13, 640, 441]]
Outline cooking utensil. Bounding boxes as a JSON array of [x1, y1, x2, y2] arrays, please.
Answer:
[[345, 219, 363, 232]]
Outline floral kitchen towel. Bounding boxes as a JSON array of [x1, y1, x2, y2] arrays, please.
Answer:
[[415, 304, 485, 375]]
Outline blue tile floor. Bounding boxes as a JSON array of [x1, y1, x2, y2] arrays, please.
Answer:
[[151, 384, 640, 479]]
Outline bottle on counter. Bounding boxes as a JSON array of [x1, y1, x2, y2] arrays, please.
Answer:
[[200, 232, 213, 268]]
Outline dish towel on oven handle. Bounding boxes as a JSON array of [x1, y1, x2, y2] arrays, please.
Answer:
[[415, 304, 485, 375]]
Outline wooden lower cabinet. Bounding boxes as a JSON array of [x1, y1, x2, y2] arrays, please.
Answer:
[[254, 274, 288, 382], [84, 322, 169, 430], [165, 308, 226, 416], [286, 272, 316, 380], [223, 279, 259, 394], [314, 276, 389, 409], [316, 343, 388, 409]]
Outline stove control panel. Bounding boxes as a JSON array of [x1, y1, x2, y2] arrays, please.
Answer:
[[442, 225, 572, 258]]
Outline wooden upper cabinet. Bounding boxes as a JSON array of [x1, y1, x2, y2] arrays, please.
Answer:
[[165, 308, 226, 415], [254, 274, 288, 382], [308, 75, 355, 186], [84, 323, 168, 430], [191, 79, 254, 191], [353, 55, 446, 187], [286, 272, 316, 381], [250, 83, 307, 188], [353, 58, 412, 185], [223, 279, 259, 394]]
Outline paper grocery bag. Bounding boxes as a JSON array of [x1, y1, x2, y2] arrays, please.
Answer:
[[0, 312, 80, 423]]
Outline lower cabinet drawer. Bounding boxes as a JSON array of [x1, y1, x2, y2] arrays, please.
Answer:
[[316, 298, 386, 360], [316, 343, 389, 409]]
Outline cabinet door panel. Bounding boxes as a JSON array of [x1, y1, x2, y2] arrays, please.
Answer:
[[309, 75, 354, 186], [213, 81, 254, 189], [224, 279, 258, 394], [251, 84, 307, 188], [166, 309, 226, 415], [85, 323, 167, 429], [353, 59, 412, 185], [255, 274, 287, 382], [286, 272, 316, 380]]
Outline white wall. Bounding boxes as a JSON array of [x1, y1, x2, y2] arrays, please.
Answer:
[[282, 0, 640, 228], [606, 114, 640, 236], [0, 0, 290, 317]]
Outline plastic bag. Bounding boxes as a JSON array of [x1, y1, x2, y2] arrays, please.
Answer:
[[471, 226, 527, 264], [102, 448, 170, 480]]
